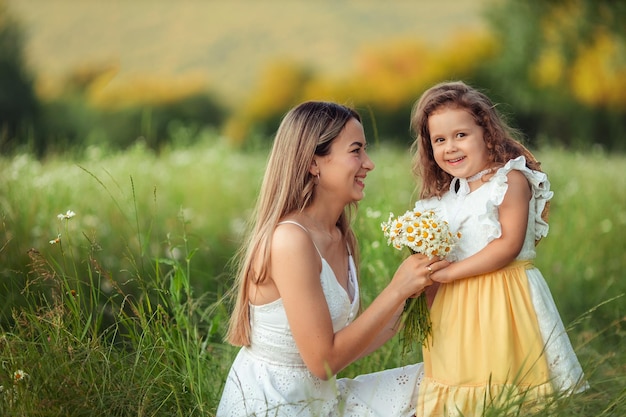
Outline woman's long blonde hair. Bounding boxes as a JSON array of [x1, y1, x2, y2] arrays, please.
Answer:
[[225, 101, 361, 346]]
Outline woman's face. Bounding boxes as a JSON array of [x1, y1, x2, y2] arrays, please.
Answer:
[[428, 106, 490, 179], [314, 118, 375, 204]]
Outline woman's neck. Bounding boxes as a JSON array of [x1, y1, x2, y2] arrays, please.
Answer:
[[299, 206, 342, 241]]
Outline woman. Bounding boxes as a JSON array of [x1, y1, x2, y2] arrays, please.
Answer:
[[217, 101, 446, 416]]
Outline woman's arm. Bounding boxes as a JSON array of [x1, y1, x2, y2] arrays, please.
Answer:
[[353, 302, 404, 359], [430, 170, 531, 283], [271, 224, 437, 379], [356, 275, 447, 358]]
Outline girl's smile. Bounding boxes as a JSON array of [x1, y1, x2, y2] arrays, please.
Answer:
[[428, 106, 490, 181]]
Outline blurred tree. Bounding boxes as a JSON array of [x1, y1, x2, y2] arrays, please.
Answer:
[[483, 0, 626, 150], [0, 0, 40, 154], [226, 35, 498, 147], [223, 60, 313, 146]]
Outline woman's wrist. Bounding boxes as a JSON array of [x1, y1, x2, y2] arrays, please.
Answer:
[[381, 284, 409, 308]]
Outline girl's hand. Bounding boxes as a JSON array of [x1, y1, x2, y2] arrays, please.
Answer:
[[429, 263, 455, 283]]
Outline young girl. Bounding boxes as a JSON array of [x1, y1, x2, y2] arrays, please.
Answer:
[[217, 101, 446, 416], [410, 81, 588, 415]]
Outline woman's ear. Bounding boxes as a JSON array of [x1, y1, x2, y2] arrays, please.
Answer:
[[309, 158, 319, 177]]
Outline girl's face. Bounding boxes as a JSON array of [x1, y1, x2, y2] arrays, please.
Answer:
[[314, 118, 375, 204], [428, 106, 490, 179]]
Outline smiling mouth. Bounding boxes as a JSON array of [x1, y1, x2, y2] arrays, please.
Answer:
[[448, 156, 465, 164]]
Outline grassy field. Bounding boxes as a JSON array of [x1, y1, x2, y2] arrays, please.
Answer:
[[2, 1, 624, 414], [0, 135, 624, 415], [9, 0, 486, 103]]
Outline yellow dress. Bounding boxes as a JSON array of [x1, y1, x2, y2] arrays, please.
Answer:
[[414, 157, 588, 416]]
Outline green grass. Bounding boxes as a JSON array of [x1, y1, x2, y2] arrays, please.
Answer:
[[0, 138, 625, 416]]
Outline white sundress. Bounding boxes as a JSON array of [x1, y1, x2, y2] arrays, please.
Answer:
[[217, 221, 424, 417]]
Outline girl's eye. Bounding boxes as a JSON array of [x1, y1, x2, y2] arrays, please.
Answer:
[[433, 137, 445, 143]]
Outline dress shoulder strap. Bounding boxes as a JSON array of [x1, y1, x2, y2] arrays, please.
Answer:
[[277, 220, 323, 259], [277, 221, 353, 259], [277, 220, 307, 231]]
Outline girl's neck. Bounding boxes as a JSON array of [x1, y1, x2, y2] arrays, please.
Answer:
[[466, 166, 496, 183]]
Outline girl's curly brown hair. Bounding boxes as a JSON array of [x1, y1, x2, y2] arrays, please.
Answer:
[[409, 81, 548, 223]]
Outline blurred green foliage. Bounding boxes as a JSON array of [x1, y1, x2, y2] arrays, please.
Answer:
[[482, 0, 626, 150], [35, 66, 227, 155], [1, 0, 625, 155], [224, 33, 498, 147], [227, 0, 625, 150], [1, 0, 227, 156], [0, 0, 39, 154]]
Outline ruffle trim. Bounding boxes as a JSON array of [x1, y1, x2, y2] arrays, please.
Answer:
[[467, 156, 553, 244], [416, 156, 554, 245], [496, 156, 553, 241], [417, 376, 554, 417]]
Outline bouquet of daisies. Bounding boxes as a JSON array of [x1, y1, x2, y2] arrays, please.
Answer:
[[381, 209, 459, 351]]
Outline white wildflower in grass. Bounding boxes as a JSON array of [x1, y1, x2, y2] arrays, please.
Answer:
[[13, 370, 28, 383], [49, 234, 61, 245], [57, 210, 76, 220], [381, 209, 460, 352]]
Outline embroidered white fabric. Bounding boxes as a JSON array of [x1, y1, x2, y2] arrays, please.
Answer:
[[527, 269, 589, 393], [414, 155, 588, 394], [217, 254, 425, 416]]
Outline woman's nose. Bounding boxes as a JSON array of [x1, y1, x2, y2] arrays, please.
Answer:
[[363, 153, 375, 171]]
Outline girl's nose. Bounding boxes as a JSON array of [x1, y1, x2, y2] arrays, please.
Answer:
[[444, 139, 457, 152]]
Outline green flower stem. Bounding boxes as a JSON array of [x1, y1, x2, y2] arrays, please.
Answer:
[[401, 292, 432, 355]]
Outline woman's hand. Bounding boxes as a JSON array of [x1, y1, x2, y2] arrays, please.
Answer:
[[390, 253, 449, 299]]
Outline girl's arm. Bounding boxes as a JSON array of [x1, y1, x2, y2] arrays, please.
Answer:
[[430, 170, 531, 283], [271, 223, 437, 380]]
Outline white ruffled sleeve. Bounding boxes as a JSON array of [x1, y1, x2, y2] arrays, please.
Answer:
[[491, 156, 554, 242]]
